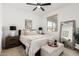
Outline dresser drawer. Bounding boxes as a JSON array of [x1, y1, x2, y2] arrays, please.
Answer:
[[4, 36, 21, 49]]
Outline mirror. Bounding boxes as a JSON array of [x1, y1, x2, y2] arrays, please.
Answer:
[[47, 15, 58, 32], [60, 20, 76, 49]]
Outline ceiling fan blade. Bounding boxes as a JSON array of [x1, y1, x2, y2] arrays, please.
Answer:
[[33, 7, 37, 11], [26, 3, 37, 6], [41, 3, 51, 6], [40, 7, 45, 11]]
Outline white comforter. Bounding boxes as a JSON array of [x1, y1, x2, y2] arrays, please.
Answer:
[[20, 34, 51, 56]]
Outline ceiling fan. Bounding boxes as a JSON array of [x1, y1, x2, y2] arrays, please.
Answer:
[[26, 3, 51, 11]]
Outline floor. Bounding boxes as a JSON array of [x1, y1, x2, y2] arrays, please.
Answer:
[[1, 45, 79, 56], [62, 48, 79, 56], [1, 46, 26, 56]]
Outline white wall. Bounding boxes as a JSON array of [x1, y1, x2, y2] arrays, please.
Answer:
[[2, 4, 41, 38], [0, 3, 2, 54], [40, 4, 79, 40], [2, 3, 79, 46]]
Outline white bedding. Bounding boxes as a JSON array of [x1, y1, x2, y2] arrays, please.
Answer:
[[20, 34, 51, 56]]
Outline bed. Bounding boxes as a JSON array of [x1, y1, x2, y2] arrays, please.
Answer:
[[20, 34, 51, 56]]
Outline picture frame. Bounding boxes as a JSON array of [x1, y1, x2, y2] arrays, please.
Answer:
[[25, 19, 32, 30]]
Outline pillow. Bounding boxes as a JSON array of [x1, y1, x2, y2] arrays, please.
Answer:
[[24, 29, 30, 35], [22, 29, 38, 35], [48, 36, 56, 45], [30, 31, 38, 35], [48, 39, 54, 46]]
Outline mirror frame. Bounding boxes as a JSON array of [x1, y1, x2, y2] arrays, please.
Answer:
[[59, 20, 76, 49]]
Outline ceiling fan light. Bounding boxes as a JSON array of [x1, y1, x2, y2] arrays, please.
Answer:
[[37, 6, 40, 8]]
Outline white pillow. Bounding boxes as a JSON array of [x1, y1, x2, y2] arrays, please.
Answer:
[[30, 31, 38, 35], [23, 29, 30, 35], [48, 37, 56, 45], [22, 29, 38, 35]]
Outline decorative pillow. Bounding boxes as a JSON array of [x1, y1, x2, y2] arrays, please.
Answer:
[[48, 38, 55, 46], [48, 39, 54, 46]]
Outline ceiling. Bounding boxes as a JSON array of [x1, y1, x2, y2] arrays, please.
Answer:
[[3, 3, 70, 15]]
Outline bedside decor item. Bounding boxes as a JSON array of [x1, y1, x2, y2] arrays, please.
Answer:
[[10, 26, 16, 36], [38, 27, 43, 34]]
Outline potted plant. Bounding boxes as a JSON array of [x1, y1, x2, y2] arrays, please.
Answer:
[[75, 31, 79, 44], [75, 31, 79, 49]]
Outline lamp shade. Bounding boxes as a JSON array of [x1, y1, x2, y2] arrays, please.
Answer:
[[10, 26, 16, 30], [38, 27, 42, 30]]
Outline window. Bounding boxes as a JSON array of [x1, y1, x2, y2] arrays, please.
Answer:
[[47, 15, 58, 32]]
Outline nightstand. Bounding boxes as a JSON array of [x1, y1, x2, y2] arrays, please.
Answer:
[[4, 36, 21, 49]]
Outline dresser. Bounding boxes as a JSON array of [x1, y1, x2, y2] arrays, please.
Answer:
[[4, 36, 21, 49]]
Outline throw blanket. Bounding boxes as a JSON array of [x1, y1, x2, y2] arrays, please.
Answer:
[[20, 34, 51, 56]]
